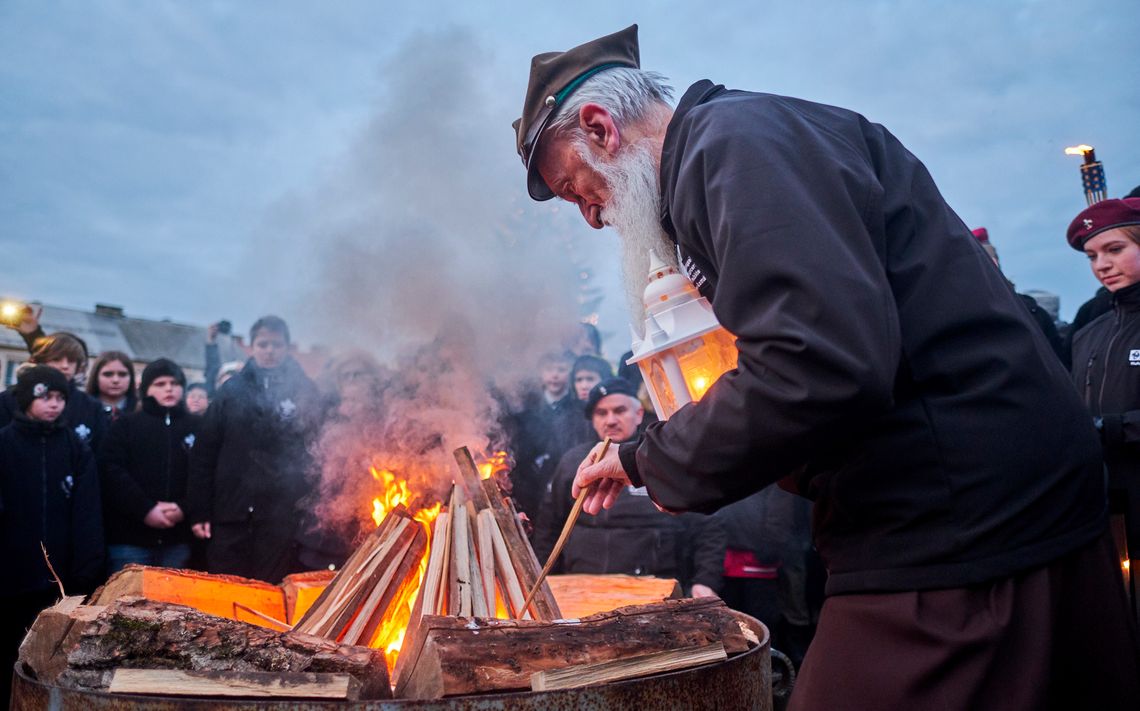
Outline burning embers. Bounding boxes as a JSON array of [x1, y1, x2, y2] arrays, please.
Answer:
[[296, 448, 547, 677]]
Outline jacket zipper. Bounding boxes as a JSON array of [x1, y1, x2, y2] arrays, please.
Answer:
[[1097, 306, 1125, 414]]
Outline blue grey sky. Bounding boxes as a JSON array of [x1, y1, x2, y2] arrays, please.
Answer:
[[2, 0, 1138, 353]]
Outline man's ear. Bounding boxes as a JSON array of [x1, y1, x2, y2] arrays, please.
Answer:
[[578, 103, 621, 157]]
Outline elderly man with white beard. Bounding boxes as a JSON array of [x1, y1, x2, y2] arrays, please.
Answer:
[[512, 25, 1139, 710]]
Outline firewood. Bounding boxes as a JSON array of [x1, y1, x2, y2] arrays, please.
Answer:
[[475, 507, 496, 614], [391, 512, 450, 693], [17, 596, 92, 684], [480, 476, 561, 620], [307, 521, 408, 637], [482, 508, 529, 620], [530, 642, 727, 691], [346, 522, 427, 647], [398, 597, 754, 699], [452, 446, 494, 512], [546, 574, 682, 619], [281, 570, 336, 624], [466, 502, 489, 618], [339, 533, 416, 645], [23, 597, 390, 699], [448, 497, 473, 617], [109, 669, 361, 700], [90, 564, 287, 629]]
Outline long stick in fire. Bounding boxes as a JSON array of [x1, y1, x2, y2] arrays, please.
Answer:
[[521, 437, 612, 614]]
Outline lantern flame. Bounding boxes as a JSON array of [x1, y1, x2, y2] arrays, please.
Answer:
[[1065, 144, 1094, 156]]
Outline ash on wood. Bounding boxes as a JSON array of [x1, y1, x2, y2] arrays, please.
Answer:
[[530, 642, 727, 691], [19, 596, 390, 699], [399, 597, 755, 699]]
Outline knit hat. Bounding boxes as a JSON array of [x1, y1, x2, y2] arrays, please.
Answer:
[[139, 358, 186, 397], [584, 377, 639, 418], [14, 364, 69, 412], [1066, 198, 1140, 250]]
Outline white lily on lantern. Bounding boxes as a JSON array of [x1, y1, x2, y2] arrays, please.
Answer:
[[627, 251, 738, 420]]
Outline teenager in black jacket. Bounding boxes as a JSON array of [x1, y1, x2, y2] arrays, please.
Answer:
[[0, 366, 103, 701], [1068, 198, 1140, 597], [101, 359, 199, 573], [187, 316, 319, 583]]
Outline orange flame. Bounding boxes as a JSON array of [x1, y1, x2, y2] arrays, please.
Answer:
[[476, 450, 510, 480]]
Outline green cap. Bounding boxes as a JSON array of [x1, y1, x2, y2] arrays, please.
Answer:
[[513, 24, 640, 201]]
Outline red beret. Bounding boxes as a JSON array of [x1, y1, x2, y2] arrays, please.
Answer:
[[1067, 198, 1140, 250], [971, 227, 990, 243]]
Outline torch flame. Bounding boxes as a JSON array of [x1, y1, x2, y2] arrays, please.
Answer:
[[1065, 144, 1094, 156], [476, 450, 511, 480]]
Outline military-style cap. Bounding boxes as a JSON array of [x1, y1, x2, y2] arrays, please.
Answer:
[[584, 377, 639, 419], [514, 24, 640, 201], [1066, 197, 1140, 250]]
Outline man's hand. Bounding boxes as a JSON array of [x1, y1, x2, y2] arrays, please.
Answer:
[[191, 522, 212, 539], [160, 502, 185, 524], [143, 503, 175, 529], [690, 584, 718, 599], [573, 441, 630, 515], [3, 303, 42, 335]]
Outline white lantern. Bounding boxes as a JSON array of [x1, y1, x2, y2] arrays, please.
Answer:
[[627, 252, 738, 420]]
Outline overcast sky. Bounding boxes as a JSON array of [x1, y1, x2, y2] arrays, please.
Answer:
[[2, 0, 1137, 351]]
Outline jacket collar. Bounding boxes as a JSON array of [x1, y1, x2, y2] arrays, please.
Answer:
[[141, 396, 187, 420], [659, 79, 725, 240], [1112, 280, 1140, 311], [11, 410, 64, 435]]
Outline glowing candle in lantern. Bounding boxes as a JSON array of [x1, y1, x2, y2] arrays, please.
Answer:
[[626, 251, 738, 420], [1065, 144, 1107, 206]]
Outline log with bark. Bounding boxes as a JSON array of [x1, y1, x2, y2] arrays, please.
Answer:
[[18, 596, 391, 700], [396, 597, 757, 699]]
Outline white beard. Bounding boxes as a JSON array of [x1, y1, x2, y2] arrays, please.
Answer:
[[575, 138, 677, 334]]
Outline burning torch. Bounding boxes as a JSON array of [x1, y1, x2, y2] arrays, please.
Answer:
[[626, 252, 737, 420], [1065, 144, 1107, 206]]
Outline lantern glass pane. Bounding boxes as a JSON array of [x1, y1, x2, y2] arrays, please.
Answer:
[[675, 328, 738, 401], [643, 356, 679, 417]]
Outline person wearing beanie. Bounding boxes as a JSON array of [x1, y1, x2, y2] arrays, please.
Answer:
[[533, 378, 725, 598], [0, 365, 104, 701], [1068, 198, 1140, 605], [570, 354, 613, 401], [99, 358, 199, 573], [0, 333, 110, 453]]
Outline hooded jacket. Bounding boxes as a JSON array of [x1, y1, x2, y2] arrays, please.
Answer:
[[0, 413, 104, 595], [619, 81, 1106, 595], [186, 357, 319, 524], [100, 397, 199, 546], [0, 381, 108, 454], [1071, 280, 1140, 551]]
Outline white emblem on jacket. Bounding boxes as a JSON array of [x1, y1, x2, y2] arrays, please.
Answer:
[[278, 398, 297, 418], [183, 433, 196, 448], [73, 423, 91, 441], [1130, 349, 1140, 366]]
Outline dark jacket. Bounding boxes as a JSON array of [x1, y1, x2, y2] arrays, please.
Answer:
[[0, 413, 104, 595], [1017, 292, 1067, 367], [187, 357, 319, 524], [536, 440, 725, 593], [509, 391, 593, 522], [100, 398, 199, 547], [715, 485, 811, 567], [620, 81, 1106, 595], [1071, 281, 1140, 552], [0, 382, 109, 454]]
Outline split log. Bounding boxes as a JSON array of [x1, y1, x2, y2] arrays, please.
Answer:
[[475, 507, 497, 614], [530, 642, 727, 691], [20, 596, 390, 699], [109, 669, 360, 700], [398, 597, 755, 699], [17, 596, 95, 685], [483, 508, 529, 620], [480, 476, 560, 620], [89, 564, 287, 629], [546, 574, 682, 619], [452, 446, 493, 512], [281, 570, 337, 625], [448, 496, 473, 617]]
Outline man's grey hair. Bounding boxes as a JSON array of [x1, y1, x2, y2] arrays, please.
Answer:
[[546, 67, 674, 136]]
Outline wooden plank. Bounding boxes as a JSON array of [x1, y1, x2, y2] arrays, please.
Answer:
[[90, 565, 287, 629], [281, 570, 336, 625], [480, 477, 560, 620], [109, 669, 360, 700], [391, 512, 450, 694], [546, 574, 682, 619], [452, 446, 494, 512], [476, 507, 496, 614], [352, 522, 428, 647], [530, 642, 727, 691], [449, 500, 473, 617], [466, 502, 489, 618], [399, 597, 752, 699], [339, 532, 416, 645], [483, 509, 529, 620], [324, 516, 417, 640]]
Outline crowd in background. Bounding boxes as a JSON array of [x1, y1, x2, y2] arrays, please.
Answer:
[[2, 189, 1140, 699]]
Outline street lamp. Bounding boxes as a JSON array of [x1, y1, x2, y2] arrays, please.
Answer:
[[627, 252, 737, 419]]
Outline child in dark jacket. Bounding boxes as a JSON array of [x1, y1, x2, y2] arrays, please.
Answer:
[[100, 359, 199, 574], [0, 365, 103, 701]]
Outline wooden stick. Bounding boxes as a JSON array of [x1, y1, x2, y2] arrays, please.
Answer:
[[109, 669, 361, 700], [529, 642, 727, 691], [475, 507, 496, 614], [521, 437, 611, 614], [232, 602, 292, 632], [483, 509, 529, 620], [452, 446, 494, 512]]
